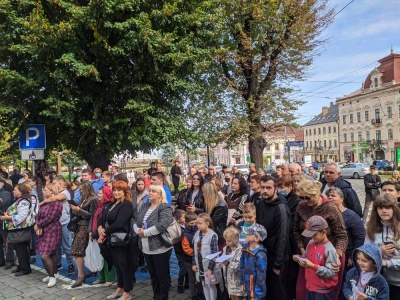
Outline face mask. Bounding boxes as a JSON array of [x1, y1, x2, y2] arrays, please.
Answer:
[[76, 172, 81, 177], [187, 225, 197, 232], [278, 189, 288, 197], [95, 172, 101, 178], [225, 178, 230, 183]]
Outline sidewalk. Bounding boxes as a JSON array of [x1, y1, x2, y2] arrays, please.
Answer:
[[0, 250, 191, 300]]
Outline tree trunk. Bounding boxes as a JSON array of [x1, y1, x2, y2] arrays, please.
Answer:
[[82, 152, 110, 172], [249, 135, 266, 170]]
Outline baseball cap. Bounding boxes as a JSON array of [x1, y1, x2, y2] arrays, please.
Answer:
[[244, 224, 268, 242], [301, 215, 328, 238]]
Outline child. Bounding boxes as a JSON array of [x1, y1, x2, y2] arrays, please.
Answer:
[[237, 203, 256, 240], [240, 223, 268, 300], [174, 209, 188, 293], [222, 227, 245, 300], [342, 244, 389, 300], [192, 213, 222, 300], [293, 215, 338, 300]]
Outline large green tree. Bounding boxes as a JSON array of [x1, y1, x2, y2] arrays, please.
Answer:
[[0, 0, 216, 170]]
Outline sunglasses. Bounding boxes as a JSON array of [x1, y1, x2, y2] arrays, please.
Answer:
[[299, 196, 312, 201]]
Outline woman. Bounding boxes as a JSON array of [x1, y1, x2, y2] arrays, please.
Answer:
[[34, 183, 63, 287], [225, 176, 248, 224], [43, 173, 53, 186], [28, 175, 45, 203], [71, 180, 81, 203], [176, 176, 192, 210], [132, 178, 149, 218], [209, 178, 225, 201], [246, 174, 261, 204], [0, 184, 33, 276], [135, 185, 173, 300], [185, 173, 205, 214], [202, 182, 228, 251], [365, 194, 400, 298], [91, 187, 116, 287], [292, 173, 308, 193], [391, 170, 400, 182], [69, 181, 98, 288], [98, 180, 134, 300], [293, 180, 348, 300]]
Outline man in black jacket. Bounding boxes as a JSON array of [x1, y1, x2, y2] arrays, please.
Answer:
[[255, 175, 290, 300], [363, 165, 381, 221], [0, 178, 13, 267], [170, 160, 182, 195], [320, 163, 362, 217]]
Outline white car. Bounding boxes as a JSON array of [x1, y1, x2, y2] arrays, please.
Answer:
[[231, 164, 249, 176]]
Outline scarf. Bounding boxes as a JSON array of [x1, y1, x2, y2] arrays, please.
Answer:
[[92, 186, 113, 232]]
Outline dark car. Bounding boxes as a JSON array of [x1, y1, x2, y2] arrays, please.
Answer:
[[373, 160, 393, 171]]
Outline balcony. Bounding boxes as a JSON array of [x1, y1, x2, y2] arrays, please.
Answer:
[[371, 119, 382, 126]]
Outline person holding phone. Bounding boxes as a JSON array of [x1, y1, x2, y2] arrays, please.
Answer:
[[184, 173, 205, 214], [365, 194, 400, 299]]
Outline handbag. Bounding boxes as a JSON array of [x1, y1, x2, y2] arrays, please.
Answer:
[[7, 228, 32, 244], [371, 188, 380, 200], [109, 232, 130, 247], [161, 218, 182, 247], [67, 216, 79, 232]]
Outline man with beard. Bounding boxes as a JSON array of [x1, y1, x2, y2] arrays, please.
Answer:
[[255, 175, 290, 300]]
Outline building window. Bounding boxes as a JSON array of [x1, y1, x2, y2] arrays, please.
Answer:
[[318, 128, 321, 134], [388, 128, 393, 140], [376, 130, 381, 141], [357, 112, 361, 123], [306, 141, 308, 148], [388, 107, 392, 118], [266, 145, 271, 151], [342, 115, 346, 124], [323, 140, 326, 148], [375, 108, 381, 120], [333, 126, 336, 133], [275, 143, 279, 150], [275, 155, 280, 160], [313, 128, 316, 135], [309, 129, 312, 136], [328, 126, 331, 133], [366, 131, 370, 141], [358, 132, 362, 141], [349, 114, 353, 124], [329, 140, 332, 148], [305, 130, 308, 136], [334, 139, 337, 147], [323, 127, 326, 134], [365, 111, 369, 121], [350, 133, 354, 142], [343, 134, 347, 143], [374, 78, 378, 87]]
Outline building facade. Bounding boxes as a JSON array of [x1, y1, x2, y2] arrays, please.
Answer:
[[303, 102, 340, 162], [337, 53, 400, 163]]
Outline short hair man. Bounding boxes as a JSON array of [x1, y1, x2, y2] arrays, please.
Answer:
[[150, 172, 172, 205], [307, 166, 318, 180], [148, 162, 157, 176], [217, 165, 228, 184], [170, 160, 182, 195], [111, 165, 120, 179], [381, 181, 400, 203], [231, 165, 239, 175], [363, 165, 382, 221], [320, 163, 362, 217]]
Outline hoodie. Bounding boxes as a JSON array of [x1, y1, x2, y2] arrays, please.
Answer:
[[320, 177, 362, 217], [342, 244, 389, 300]]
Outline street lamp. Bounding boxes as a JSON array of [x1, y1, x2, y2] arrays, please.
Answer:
[[66, 154, 73, 181], [200, 142, 217, 167]]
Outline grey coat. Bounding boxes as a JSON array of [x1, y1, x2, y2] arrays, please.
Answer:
[[136, 202, 173, 251], [222, 244, 246, 297]]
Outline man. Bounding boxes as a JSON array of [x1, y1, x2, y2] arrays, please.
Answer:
[[9, 168, 22, 187], [0, 178, 13, 268], [363, 165, 382, 220], [74, 169, 94, 202], [150, 172, 172, 205], [189, 167, 197, 177], [231, 165, 240, 177], [205, 166, 217, 182], [170, 160, 182, 195], [198, 167, 207, 179], [74, 167, 82, 182], [255, 175, 290, 300], [148, 162, 157, 176], [111, 165, 120, 179], [247, 163, 257, 183], [307, 166, 318, 180], [301, 163, 308, 174], [91, 168, 103, 195], [289, 163, 314, 180], [320, 163, 362, 217], [217, 165, 228, 184], [222, 172, 233, 196], [381, 181, 400, 203], [45, 176, 75, 274]]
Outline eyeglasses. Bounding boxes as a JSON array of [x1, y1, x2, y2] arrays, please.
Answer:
[[192, 178, 201, 181], [299, 196, 312, 201]]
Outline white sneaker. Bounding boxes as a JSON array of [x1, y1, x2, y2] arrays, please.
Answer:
[[47, 277, 56, 288], [42, 276, 49, 283]]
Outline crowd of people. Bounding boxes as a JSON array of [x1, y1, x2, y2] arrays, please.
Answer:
[[0, 162, 400, 300]]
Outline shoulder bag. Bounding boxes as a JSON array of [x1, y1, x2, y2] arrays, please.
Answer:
[[161, 217, 182, 247], [7, 228, 32, 244], [106, 203, 132, 247]]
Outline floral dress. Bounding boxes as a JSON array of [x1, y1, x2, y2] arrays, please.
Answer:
[[36, 201, 63, 255]]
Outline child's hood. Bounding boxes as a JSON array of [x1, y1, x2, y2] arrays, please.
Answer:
[[352, 243, 382, 275]]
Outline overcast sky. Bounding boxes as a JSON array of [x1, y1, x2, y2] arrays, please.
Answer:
[[293, 0, 400, 125]]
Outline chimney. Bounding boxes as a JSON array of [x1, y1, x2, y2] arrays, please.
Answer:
[[322, 106, 328, 117]]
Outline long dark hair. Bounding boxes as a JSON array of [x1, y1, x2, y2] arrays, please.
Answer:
[[29, 175, 45, 202], [232, 176, 248, 195], [79, 181, 96, 204]]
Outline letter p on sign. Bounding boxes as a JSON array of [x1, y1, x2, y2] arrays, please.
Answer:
[[19, 124, 46, 150]]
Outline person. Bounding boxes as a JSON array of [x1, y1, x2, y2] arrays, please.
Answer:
[[247, 163, 256, 183], [221, 227, 245, 300], [9, 168, 22, 187], [237, 203, 257, 240], [308, 166, 318, 180], [92, 167, 103, 195], [293, 215, 338, 300], [209, 178, 225, 201], [176, 176, 192, 210], [134, 184, 173, 300], [381, 180, 400, 203], [182, 212, 199, 299], [257, 168, 265, 177], [132, 178, 149, 216], [27, 175, 45, 203], [69, 181, 98, 288], [240, 223, 268, 300], [363, 165, 382, 221], [301, 164, 308, 174], [255, 175, 290, 300], [43, 171, 54, 186], [18, 169, 31, 184], [0, 178, 13, 268], [74, 167, 82, 181], [293, 180, 348, 300], [342, 244, 389, 300], [34, 183, 63, 287], [222, 172, 233, 196], [205, 166, 217, 182], [246, 174, 261, 204], [292, 173, 308, 192], [142, 169, 151, 189], [271, 165, 282, 179], [202, 182, 228, 250], [1, 184, 33, 276], [289, 163, 314, 180], [91, 187, 116, 287], [102, 171, 112, 187], [217, 165, 228, 185], [170, 160, 182, 195], [192, 213, 221, 300], [71, 179, 81, 204], [185, 173, 205, 214], [150, 172, 172, 205], [173, 209, 187, 293], [148, 162, 157, 176], [320, 163, 362, 217], [111, 165, 120, 179], [226, 176, 248, 225], [390, 170, 400, 182], [364, 194, 400, 298], [231, 165, 240, 178]]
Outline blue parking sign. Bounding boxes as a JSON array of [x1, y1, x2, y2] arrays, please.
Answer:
[[19, 124, 46, 149]]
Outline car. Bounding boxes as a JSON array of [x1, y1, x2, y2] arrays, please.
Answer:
[[213, 165, 222, 173], [373, 160, 393, 171], [265, 164, 275, 175], [231, 164, 249, 176], [339, 163, 370, 179]]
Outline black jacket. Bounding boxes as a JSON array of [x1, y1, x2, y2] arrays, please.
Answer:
[[364, 173, 381, 195], [286, 191, 301, 256], [0, 188, 11, 226], [255, 195, 290, 270], [210, 199, 228, 242], [320, 177, 362, 217], [185, 189, 205, 214]]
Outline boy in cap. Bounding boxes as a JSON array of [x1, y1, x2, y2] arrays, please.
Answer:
[[240, 223, 268, 300], [293, 216, 338, 300]]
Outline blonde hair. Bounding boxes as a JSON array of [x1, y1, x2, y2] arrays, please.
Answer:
[[202, 182, 219, 214], [45, 183, 60, 195], [243, 203, 256, 214], [197, 213, 213, 228], [223, 227, 239, 243], [296, 180, 322, 196], [149, 184, 167, 204], [292, 173, 307, 181]]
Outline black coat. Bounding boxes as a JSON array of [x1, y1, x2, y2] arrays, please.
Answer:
[[210, 200, 228, 242]]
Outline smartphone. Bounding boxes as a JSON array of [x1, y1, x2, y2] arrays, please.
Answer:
[[298, 257, 308, 263], [384, 241, 395, 246], [143, 221, 148, 229]]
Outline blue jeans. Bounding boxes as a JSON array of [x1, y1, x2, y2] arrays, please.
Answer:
[[56, 224, 74, 266]]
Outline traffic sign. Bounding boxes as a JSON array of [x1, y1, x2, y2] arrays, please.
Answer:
[[21, 150, 44, 160], [287, 141, 304, 147], [19, 124, 46, 149], [284, 147, 288, 153]]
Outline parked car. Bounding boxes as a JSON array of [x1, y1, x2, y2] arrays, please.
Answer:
[[373, 160, 393, 171], [265, 164, 275, 175], [340, 163, 370, 179], [231, 164, 249, 176]]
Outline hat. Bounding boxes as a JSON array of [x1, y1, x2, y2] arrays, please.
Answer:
[[244, 224, 268, 242], [301, 216, 328, 238], [370, 165, 377, 169]]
